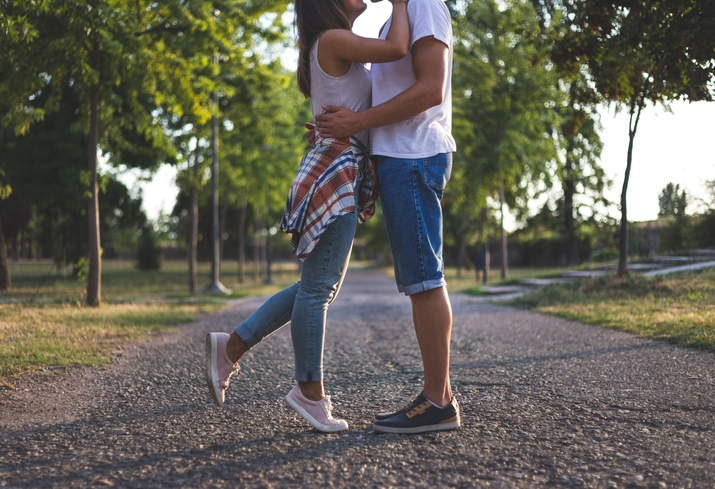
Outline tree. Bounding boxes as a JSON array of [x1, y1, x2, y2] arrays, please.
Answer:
[[172, 55, 304, 292], [0, 77, 149, 279], [221, 63, 309, 283], [658, 183, 687, 218], [1, 0, 291, 304], [554, 75, 606, 265], [0, 193, 32, 262], [545, 0, 715, 276], [449, 0, 560, 278], [136, 226, 161, 271], [0, 172, 11, 290]]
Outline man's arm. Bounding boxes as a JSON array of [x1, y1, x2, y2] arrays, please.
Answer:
[[313, 36, 449, 139]]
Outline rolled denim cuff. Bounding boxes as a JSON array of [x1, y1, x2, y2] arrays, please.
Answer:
[[234, 325, 259, 349], [399, 278, 447, 296], [294, 369, 323, 383]]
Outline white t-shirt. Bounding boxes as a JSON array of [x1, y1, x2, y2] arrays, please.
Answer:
[[370, 0, 457, 158]]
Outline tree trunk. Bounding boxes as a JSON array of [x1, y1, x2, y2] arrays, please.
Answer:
[[564, 157, 578, 266], [208, 74, 222, 289], [10, 235, 19, 263], [238, 191, 247, 284], [0, 213, 11, 290], [456, 236, 464, 279], [618, 138, 633, 277], [86, 44, 102, 306], [188, 143, 200, 295], [253, 218, 260, 281], [72, 210, 83, 278], [618, 87, 647, 278], [482, 244, 490, 284], [265, 233, 274, 284], [499, 182, 508, 280], [188, 184, 198, 294], [264, 193, 273, 284], [456, 236, 472, 279], [475, 208, 487, 284], [260, 214, 267, 282], [219, 181, 230, 281]]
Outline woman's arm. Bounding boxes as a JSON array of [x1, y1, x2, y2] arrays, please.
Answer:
[[319, 1, 409, 75], [314, 36, 448, 138]]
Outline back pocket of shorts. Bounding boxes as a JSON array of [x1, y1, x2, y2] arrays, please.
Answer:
[[423, 154, 453, 192]]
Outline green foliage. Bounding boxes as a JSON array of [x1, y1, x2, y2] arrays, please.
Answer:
[[590, 247, 618, 263], [538, 0, 715, 273], [172, 62, 310, 260], [447, 0, 561, 252], [548, 0, 715, 106], [354, 204, 391, 257], [0, 182, 10, 200], [136, 227, 162, 271], [652, 183, 688, 251], [687, 213, 715, 249], [704, 180, 715, 212], [658, 183, 687, 218], [0, 94, 147, 263], [73, 256, 89, 297], [1, 0, 293, 300]]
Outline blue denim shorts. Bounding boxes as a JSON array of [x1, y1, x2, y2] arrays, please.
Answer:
[[376, 153, 452, 295]]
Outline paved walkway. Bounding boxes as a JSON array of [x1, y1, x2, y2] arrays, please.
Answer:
[[1, 268, 713, 488], [479, 256, 715, 298]]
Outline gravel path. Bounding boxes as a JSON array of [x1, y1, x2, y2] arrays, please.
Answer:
[[1, 267, 714, 488]]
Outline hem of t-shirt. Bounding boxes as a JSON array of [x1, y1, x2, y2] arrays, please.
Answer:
[[371, 148, 456, 159]]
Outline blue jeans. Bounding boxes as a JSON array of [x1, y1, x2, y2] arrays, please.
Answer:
[[234, 204, 357, 382], [376, 153, 452, 295]]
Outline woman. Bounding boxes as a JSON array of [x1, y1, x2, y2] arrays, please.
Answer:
[[205, 0, 409, 432]]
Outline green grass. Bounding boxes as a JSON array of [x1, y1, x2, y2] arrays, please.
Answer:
[[0, 259, 303, 380], [0, 301, 225, 378], [4, 259, 302, 301], [506, 267, 715, 352]]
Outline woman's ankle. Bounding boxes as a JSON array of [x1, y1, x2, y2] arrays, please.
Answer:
[[298, 381, 325, 401], [226, 332, 248, 364]]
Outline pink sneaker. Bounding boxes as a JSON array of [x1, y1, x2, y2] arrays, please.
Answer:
[[205, 333, 239, 407], [285, 385, 348, 433]]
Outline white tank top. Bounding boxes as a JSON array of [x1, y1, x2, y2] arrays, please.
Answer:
[[309, 36, 372, 148]]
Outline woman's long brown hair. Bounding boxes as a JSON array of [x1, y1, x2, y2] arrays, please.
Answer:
[[294, 0, 352, 98]]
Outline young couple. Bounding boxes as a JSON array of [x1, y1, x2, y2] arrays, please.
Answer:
[[205, 0, 458, 435]]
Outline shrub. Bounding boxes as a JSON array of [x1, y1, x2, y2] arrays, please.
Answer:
[[136, 227, 161, 271]]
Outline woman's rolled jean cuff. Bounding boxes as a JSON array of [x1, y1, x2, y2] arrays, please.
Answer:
[[399, 277, 447, 296], [234, 307, 294, 348], [233, 326, 259, 349], [294, 369, 323, 383]]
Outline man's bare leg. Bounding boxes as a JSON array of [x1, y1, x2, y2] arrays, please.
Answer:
[[410, 286, 453, 407]]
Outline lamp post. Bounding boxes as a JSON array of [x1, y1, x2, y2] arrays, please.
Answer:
[[204, 9, 230, 294]]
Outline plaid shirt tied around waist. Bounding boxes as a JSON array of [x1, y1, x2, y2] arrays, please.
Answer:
[[280, 137, 378, 261]]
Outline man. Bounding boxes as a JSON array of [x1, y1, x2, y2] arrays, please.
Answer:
[[314, 0, 459, 434]]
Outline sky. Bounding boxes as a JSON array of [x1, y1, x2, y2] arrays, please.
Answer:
[[115, 1, 715, 231]]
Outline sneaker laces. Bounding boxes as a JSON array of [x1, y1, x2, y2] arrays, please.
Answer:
[[402, 397, 421, 412], [221, 364, 240, 389], [319, 395, 337, 420]]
